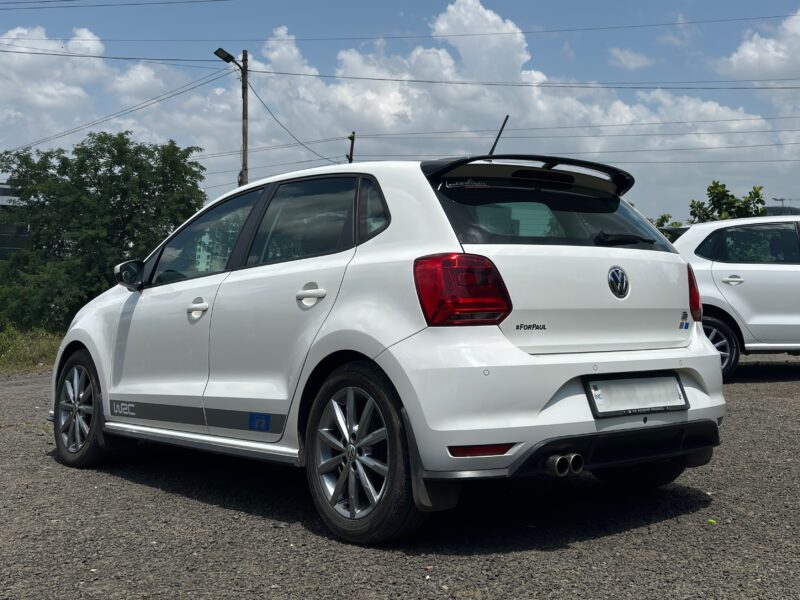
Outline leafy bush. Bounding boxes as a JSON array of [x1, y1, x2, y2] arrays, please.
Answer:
[[0, 322, 61, 373]]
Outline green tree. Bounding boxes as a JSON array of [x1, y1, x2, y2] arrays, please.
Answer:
[[689, 180, 765, 224], [650, 213, 684, 228], [0, 131, 205, 330]]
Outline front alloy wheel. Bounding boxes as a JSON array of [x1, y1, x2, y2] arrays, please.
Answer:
[[57, 365, 95, 454], [53, 349, 106, 468]]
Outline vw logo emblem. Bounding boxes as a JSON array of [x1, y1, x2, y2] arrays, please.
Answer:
[[608, 266, 629, 299]]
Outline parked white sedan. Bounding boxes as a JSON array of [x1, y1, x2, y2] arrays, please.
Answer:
[[673, 216, 800, 378]]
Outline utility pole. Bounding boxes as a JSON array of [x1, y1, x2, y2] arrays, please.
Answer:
[[214, 47, 249, 186], [240, 49, 248, 186]]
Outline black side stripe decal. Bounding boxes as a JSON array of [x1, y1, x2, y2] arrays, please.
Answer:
[[109, 400, 286, 433]]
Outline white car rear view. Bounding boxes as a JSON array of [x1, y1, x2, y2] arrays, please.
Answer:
[[50, 155, 726, 544]]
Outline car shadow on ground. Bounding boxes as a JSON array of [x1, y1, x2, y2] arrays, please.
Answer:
[[92, 443, 712, 553], [730, 357, 800, 383]]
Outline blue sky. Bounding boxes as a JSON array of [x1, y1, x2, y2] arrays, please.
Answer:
[[2, 0, 800, 218]]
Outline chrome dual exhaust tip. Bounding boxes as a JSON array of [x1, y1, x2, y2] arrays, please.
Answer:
[[545, 453, 584, 476]]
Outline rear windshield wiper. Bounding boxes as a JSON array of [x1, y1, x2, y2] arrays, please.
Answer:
[[594, 230, 656, 246]]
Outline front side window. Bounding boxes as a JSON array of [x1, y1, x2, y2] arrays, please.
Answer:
[[436, 178, 673, 252], [247, 177, 356, 266], [151, 190, 260, 285], [719, 223, 800, 264]]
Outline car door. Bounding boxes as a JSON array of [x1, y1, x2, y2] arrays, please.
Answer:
[[108, 189, 262, 432], [711, 221, 800, 344], [203, 176, 359, 442]]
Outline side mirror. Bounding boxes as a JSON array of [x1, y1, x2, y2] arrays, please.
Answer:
[[114, 260, 144, 291]]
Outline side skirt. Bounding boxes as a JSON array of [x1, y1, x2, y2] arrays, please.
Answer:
[[103, 421, 301, 466]]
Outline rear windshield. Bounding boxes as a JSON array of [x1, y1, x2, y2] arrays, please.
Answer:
[[435, 178, 673, 252]]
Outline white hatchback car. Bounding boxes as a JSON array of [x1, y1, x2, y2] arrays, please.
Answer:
[[673, 216, 800, 379], [51, 155, 725, 543]]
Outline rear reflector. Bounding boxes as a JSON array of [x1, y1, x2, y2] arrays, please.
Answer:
[[687, 264, 702, 322], [448, 443, 514, 457], [413, 253, 512, 326]]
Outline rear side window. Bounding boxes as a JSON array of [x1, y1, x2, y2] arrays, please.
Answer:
[[435, 178, 673, 252], [246, 177, 356, 266], [719, 223, 800, 264], [357, 178, 390, 243]]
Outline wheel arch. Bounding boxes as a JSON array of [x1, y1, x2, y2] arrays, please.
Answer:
[[296, 350, 400, 466], [702, 303, 745, 352]]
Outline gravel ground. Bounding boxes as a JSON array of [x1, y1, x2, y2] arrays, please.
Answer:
[[1, 356, 798, 599]]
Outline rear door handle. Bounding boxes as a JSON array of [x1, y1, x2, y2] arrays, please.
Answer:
[[721, 275, 744, 285], [186, 300, 209, 313], [296, 288, 327, 300]]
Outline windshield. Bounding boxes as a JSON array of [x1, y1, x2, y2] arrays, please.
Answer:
[[435, 178, 673, 252]]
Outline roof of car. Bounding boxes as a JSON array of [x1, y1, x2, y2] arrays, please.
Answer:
[[207, 155, 636, 207], [686, 215, 800, 230]]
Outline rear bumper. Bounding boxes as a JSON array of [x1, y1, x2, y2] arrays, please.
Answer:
[[422, 420, 719, 480], [376, 323, 726, 474]]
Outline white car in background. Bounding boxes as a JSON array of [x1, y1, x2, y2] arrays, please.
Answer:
[[673, 216, 800, 379], [50, 155, 726, 544]]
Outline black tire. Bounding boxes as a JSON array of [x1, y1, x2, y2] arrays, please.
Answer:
[[53, 349, 106, 468], [702, 315, 740, 381], [305, 361, 426, 544], [592, 457, 687, 490]]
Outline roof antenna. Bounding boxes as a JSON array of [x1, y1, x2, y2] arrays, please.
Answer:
[[346, 131, 355, 163], [488, 115, 509, 156]]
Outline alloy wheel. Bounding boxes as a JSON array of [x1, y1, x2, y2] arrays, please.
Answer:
[[703, 324, 732, 372], [57, 366, 94, 454], [315, 386, 389, 519]]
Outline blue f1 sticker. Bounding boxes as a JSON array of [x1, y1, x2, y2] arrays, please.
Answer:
[[248, 412, 271, 432]]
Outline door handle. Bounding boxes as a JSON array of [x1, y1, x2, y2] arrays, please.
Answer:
[[721, 275, 744, 285], [296, 288, 327, 300], [186, 301, 209, 313]]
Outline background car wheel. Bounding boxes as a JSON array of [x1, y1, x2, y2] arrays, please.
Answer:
[[305, 361, 426, 544], [702, 316, 740, 381], [53, 349, 106, 468], [592, 457, 687, 489]]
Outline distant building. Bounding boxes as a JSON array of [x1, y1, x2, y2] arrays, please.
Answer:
[[765, 205, 800, 216], [0, 182, 28, 260]]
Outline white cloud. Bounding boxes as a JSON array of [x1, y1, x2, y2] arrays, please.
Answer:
[[561, 41, 575, 60], [608, 47, 654, 70], [658, 14, 699, 48], [715, 10, 800, 78], [1, 0, 797, 221]]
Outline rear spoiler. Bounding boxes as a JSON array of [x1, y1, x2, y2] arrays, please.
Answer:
[[420, 154, 635, 196]]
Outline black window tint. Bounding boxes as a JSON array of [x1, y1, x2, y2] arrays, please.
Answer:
[[151, 190, 259, 285], [436, 178, 673, 252], [247, 177, 356, 266], [695, 230, 722, 260], [720, 223, 800, 264], [358, 178, 389, 242]]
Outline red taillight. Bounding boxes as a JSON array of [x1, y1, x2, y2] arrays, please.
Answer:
[[448, 443, 514, 457], [413, 253, 512, 326], [688, 264, 702, 322]]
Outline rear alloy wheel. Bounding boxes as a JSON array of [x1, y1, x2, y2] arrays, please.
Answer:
[[592, 457, 687, 489], [305, 362, 425, 544], [54, 349, 106, 468], [702, 316, 740, 381]]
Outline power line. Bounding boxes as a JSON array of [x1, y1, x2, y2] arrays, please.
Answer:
[[6, 45, 797, 89], [246, 80, 340, 164], [359, 114, 800, 136], [0, 47, 216, 64], [2, 12, 796, 41], [12, 68, 232, 150], [195, 137, 344, 160], [0, 0, 231, 10], [248, 68, 800, 91]]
